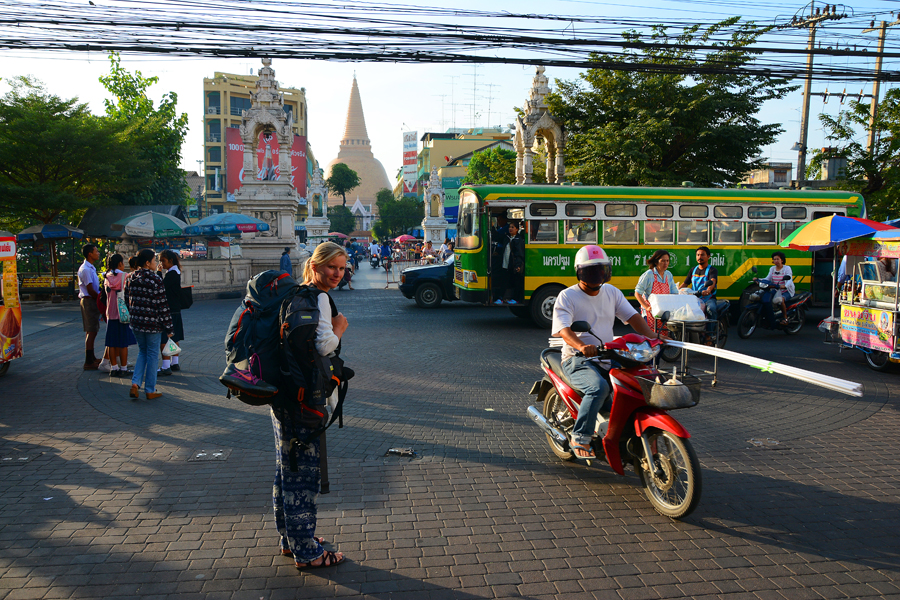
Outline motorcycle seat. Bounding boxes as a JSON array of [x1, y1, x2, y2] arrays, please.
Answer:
[[540, 348, 584, 397], [715, 299, 730, 313], [789, 291, 811, 305]]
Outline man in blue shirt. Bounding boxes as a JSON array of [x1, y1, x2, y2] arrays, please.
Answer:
[[678, 246, 718, 334], [77, 243, 102, 369]]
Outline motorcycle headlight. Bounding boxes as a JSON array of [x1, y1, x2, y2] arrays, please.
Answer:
[[614, 341, 661, 363]]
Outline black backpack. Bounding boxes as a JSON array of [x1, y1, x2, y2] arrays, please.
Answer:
[[221, 271, 299, 406], [278, 284, 353, 448]]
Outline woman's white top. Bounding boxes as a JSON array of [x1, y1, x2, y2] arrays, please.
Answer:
[[314, 292, 340, 356], [765, 265, 795, 296]]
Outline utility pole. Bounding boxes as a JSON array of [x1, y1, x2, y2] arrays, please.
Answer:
[[196, 159, 204, 218], [788, 2, 845, 187], [862, 15, 900, 155]]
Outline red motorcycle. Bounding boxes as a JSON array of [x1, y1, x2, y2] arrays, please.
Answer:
[[527, 321, 702, 518]]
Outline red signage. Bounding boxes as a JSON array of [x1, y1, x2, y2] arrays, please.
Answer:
[[226, 128, 307, 200]]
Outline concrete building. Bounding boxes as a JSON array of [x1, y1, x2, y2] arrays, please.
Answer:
[[740, 162, 793, 189], [202, 71, 316, 217], [325, 77, 391, 210]]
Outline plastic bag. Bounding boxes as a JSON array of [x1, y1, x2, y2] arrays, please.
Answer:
[[162, 339, 181, 356], [650, 294, 705, 320]]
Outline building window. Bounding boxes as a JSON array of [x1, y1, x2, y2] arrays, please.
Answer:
[[774, 170, 787, 183], [230, 96, 251, 116], [208, 146, 221, 163], [208, 120, 221, 142]]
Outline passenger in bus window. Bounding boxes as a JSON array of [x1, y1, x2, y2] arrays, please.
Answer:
[[678, 246, 718, 336]]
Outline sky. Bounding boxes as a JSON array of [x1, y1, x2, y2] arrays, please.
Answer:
[[1, 0, 898, 186]]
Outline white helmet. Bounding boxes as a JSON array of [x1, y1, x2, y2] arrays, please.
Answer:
[[574, 245, 612, 288]]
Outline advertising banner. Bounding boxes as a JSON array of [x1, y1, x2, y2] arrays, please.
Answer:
[[0, 233, 23, 362], [841, 305, 894, 353], [226, 129, 307, 201], [402, 131, 417, 197]]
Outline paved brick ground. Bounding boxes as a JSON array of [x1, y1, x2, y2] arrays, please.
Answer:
[[1, 290, 898, 599]]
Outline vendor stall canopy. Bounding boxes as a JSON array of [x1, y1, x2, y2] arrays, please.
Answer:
[[78, 206, 189, 239]]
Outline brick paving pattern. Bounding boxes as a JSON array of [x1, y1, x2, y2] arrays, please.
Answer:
[[1, 290, 898, 599]]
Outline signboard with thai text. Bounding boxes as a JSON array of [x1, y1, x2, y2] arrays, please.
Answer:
[[841, 305, 895, 353], [402, 131, 417, 197]]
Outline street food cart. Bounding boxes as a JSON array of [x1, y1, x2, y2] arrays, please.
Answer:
[[832, 237, 900, 371], [0, 231, 23, 377]]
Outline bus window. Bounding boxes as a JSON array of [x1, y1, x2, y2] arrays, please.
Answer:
[[782, 206, 807, 220], [529, 203, 557, 217], [603, 220, 638, 244], [780, 222, 803, 242], [646, 205, 673, 218], [529, 221, 558, 243], [747, 222, 776, 244], [566, 204, 596, 217], [644, 221, 674, 244], [677, 222, 709, 244], [679, 205, 709, 219], [566, 221, 597, 243], [457, 193, 481, 249], [605, 204, 637, 217], [714, 206, 742, 219], [712, 222, 742, 244], [748, 205, 776, 219]]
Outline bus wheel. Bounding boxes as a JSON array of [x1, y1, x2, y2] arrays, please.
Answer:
[[509, 305, 530, 319], [530, 285, 564, 329]]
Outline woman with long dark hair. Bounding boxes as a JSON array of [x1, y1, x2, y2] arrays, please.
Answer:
[[125, 249, 172, 400], [103, 253, 136, 377]]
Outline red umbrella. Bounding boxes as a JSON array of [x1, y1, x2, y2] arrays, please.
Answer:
[[395, 234, 417, 243], [327, 232, 348, 239]]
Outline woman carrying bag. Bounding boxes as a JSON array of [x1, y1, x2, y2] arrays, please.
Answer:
[[634, 250, 678, 332], [125, 249, 173, 400], [272, 242, 348, 570]]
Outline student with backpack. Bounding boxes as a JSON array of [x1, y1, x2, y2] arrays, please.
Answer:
[[272, 242, 348, 569], [103, 253, 136, 377]]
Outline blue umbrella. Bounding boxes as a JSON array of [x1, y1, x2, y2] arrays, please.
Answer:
[[16, 223, 84, 241], [183, 213, 270, 236]]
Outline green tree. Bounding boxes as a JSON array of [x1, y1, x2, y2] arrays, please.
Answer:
[[463, 146, 546, 185], [546, 18, 794, 187], [99, 53, 190, 206], [0, 76, 145, 231], [327, 204, 356, 235], [808, 88, 900, 221], [372, 188, 423, 239], [326, 163, 361, 207]]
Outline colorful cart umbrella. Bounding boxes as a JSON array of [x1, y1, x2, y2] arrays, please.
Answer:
[[183, 212, 270, 236], [327, 232, 348, 239], [111, 211, 188, 239], [780, 215, 894, 251], [394, 234, 417, 243]]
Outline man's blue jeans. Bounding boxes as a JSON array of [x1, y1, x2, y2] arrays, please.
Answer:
[[701, 296, 718, 334], [560, 356, 610, 446], [132, 330, 161, 394]]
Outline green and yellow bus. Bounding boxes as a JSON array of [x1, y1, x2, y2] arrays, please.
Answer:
[[454, 184, 865, 327]]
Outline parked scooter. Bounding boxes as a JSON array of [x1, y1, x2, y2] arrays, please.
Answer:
[[659, 292, 730, 363], [527, 321, 702, 518], [737, 267, 811, 338]]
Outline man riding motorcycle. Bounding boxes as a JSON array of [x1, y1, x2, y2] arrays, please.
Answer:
[[551, 245, 664, 460]]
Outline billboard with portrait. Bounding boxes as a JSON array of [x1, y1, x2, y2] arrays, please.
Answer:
[[226, 129, 307, 201]]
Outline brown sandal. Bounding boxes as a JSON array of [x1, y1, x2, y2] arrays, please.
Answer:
[[295, 549, 345, 569], [281, 537, 325, 556]]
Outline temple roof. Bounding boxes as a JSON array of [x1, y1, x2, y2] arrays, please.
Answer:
[[341, 76, 369, 145]]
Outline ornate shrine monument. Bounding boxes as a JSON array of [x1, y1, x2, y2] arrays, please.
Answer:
[[232, 58, 305, 270], [515, 66, 566, 184], [421, 166, 449, 244], [305, 167, 330, 240]]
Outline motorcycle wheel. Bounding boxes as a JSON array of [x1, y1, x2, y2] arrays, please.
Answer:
[[659, 333, 682, 363], [542, 390, 575, 461], [737, 309, 758, 339], [716, 319, 728, 348], [865, 350, 893, 372], [783, 308, 804, 335], [635, 429, 702, 519]]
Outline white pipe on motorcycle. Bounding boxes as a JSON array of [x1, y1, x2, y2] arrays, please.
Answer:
[[526, 405, 568, 445]]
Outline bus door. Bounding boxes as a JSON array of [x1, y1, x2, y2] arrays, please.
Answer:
[[487, 207, 525, 301], [812, 210, 843, 305]]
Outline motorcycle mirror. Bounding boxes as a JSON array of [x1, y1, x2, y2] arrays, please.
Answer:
[[751, 266, 758, 274], [571, 320, 591, 333]]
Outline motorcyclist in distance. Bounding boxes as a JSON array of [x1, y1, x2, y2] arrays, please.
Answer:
[[551, 245, 665, 460], [753, 251, 795, 326]]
